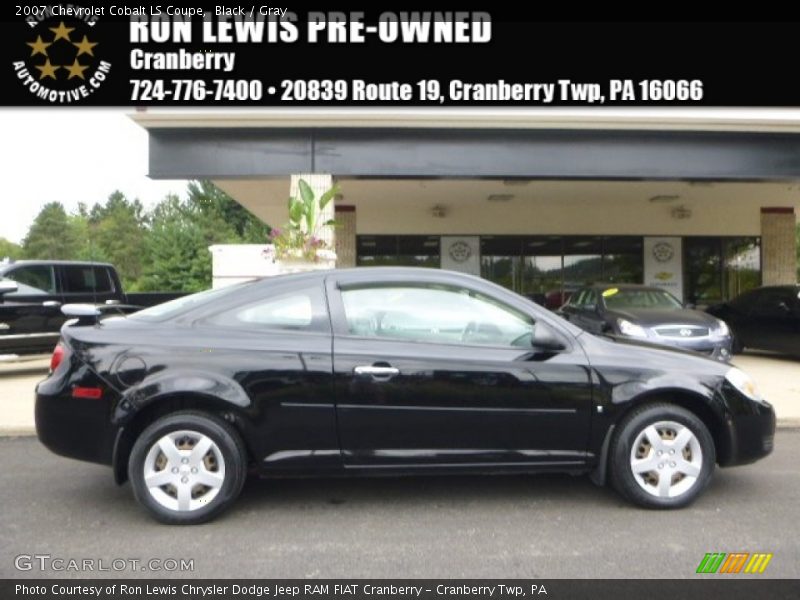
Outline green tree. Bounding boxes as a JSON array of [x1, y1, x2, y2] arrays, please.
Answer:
[[0, 237, 22, 260], [138, 194, 240, 292], [84, 191, 147, 288], [22, 202, 81, 259]]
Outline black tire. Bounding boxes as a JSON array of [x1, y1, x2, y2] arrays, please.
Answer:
[[731, 330, 744, 354], [128, 411, 247, 524], [610, 403, 715, 509]]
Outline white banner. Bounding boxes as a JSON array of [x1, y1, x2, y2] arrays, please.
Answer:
[[440, 236, 481, 276], [644, 237, 683, 301]]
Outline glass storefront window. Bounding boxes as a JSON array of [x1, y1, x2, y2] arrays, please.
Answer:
[[684, 237, 761, 306], [562, 237, 604, 303], [602, 236, 644, 284], [359, 235, 759, 306], [522, 237, 563, 308], [481, 237, 523, 292], [724, 237, 761, 300], [357, 235, 439, 268]]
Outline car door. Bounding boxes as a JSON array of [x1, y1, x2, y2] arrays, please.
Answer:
[[59, 264, 118, 305], [327, 275, 593, 469], [562, 288, 606, 333], [0, 264, 64, 353], [745, 288, 800, 353], [191, 280, 339, 472]]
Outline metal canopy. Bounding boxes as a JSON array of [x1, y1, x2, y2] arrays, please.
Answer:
[[148, 127, 800, 180]]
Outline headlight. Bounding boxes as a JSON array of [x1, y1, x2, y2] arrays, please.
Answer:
[[725, 367, 764, 402], [714, 319, 730, 336], [617, 318, 648, 338]]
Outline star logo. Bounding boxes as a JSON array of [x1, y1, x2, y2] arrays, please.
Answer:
[[34, 58, 59, 80], [72, 35, 98, 57], [49, 21, 75, 42], [64, 59, 88, 80], [14, 17, 111, 103], [26, 35, 51, 57]]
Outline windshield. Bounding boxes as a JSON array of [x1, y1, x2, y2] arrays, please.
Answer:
[[602, 288, 683, 310], [130, 282, 252, 321]]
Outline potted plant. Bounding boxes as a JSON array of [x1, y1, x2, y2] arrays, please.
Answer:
[[262, 179, 339, 272]]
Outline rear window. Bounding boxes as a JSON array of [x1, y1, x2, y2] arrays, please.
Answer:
[[62, 266, 113, 294], [2, 265, 56, 295], [130, 282, 253, 322]]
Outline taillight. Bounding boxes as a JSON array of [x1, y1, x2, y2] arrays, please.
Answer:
[[50, 342, 65, 372]]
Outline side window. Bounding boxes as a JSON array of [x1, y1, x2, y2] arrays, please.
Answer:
[[568, 289, 585, 307], [62, 266, 113, 294], [205, 286, 329, 332], [4, 265, 56, 295], [583, 290, 598, 309], [571, 289, 593, 308], [752, 290, 796, 317], [340, 284, 535, 347]]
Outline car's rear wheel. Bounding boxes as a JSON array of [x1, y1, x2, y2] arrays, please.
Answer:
[[128, 411, 247, 524], [610, 404, 715, 509]]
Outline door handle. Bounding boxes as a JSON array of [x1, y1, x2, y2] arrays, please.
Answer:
[[354, 365, 400, 378], [42, 301, 61, 308]]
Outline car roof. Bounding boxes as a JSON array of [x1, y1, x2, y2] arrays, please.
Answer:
[[248, 266, 491, 286], [0, 260, 114, 269]]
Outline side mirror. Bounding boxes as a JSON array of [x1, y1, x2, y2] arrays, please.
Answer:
[[685, 302, 696, 310], [532, 322, 567, 352], [584, 303, 598, 312], [0, 279, 18, 298]]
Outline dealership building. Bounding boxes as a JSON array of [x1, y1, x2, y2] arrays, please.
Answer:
[[133, 109, 799, 306]]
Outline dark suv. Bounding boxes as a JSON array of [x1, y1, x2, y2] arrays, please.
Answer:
[[0, 260, 125, 355]]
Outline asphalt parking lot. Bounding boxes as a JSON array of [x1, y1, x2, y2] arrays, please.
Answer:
[[0, 431, 797, 579], [1, 353, 798, 579]]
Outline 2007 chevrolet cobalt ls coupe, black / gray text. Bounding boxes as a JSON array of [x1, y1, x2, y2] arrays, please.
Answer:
[[35, 268, 775, 524]]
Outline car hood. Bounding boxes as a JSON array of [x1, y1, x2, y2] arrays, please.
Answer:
[[605, 307, 719, 328]]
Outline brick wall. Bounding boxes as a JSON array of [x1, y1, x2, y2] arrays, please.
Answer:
[[335, 206, 357, 268], [760, 207, 797, 285]]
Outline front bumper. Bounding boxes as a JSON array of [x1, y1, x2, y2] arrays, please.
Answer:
[[717, 383, 776, 467], [650, 335, 733, 362]]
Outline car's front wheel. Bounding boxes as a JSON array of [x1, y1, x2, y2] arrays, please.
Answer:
[[610, 404, 715, 509], [128, 411, 247, 524]]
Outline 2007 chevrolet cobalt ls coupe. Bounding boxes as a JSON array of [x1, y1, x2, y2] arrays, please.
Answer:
[[36, 268, 774, 524]]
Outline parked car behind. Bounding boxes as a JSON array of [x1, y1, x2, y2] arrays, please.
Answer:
[[706, 285, 800, 356], [36, 268, 773, 524], [558, 283, 733, 361], [0, 260, 185, 356]]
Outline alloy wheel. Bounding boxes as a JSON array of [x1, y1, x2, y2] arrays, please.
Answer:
[[629, 420, 703, 499], [142, 430, 226, 512]]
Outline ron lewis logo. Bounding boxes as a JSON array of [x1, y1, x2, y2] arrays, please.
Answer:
[[12, 14, 110, 104]]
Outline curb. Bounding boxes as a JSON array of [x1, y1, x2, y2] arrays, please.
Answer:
[[0, 427, 36, 436]]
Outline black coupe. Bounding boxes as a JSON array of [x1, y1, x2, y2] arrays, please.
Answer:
[[36, 268, 774, 524]]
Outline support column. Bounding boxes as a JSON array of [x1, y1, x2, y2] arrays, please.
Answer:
[[290, 173, 335, 249], [760, 207, 797, 285], [334, 206, 357, 268]]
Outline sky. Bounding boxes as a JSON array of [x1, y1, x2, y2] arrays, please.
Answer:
[[0, 109, 187, 244]]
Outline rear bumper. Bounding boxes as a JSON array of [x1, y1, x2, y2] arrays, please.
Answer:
[[35, 359, 117, 466]]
